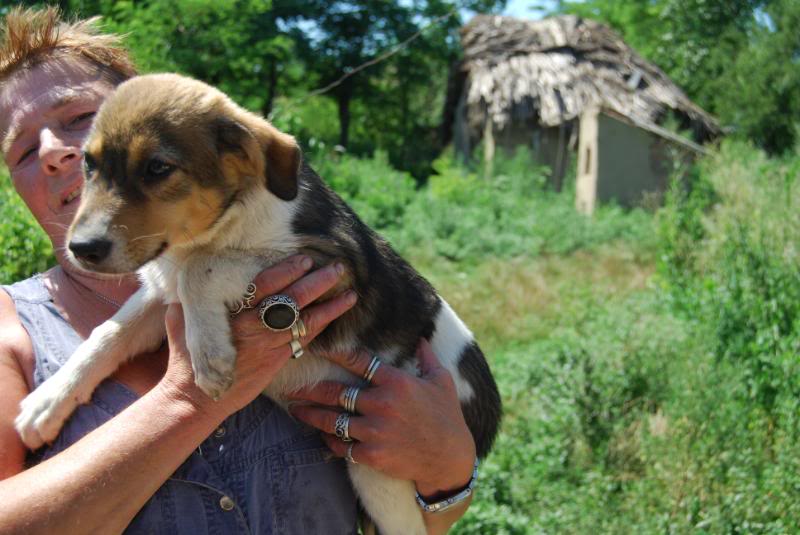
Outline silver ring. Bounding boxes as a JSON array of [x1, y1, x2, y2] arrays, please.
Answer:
[[228, 283, 258, 316], [363, 356, 381, 384], [345, 442, 357, 464], [291, 318, 307, 340], [290, 339, 304, 359], [334, 412, 353, 442], [341, 386, 361, 413], [258, 294, 299, 331]]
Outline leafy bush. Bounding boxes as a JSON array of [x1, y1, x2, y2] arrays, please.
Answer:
[[0, 166, 54, 284], [310, 149, 417, 230], [313, 146, 658, 264]]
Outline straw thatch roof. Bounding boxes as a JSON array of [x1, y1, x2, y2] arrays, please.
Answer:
[[444, 14, 721, 144]]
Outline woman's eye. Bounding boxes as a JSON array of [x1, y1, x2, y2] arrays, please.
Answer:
[[17, 145, 37, 165], [69, 111, 96, 127]]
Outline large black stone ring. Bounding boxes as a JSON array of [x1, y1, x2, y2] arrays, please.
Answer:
[[258, 294, 300, 332]]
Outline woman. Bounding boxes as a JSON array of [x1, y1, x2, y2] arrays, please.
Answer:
[[0, 7, 476, 534]]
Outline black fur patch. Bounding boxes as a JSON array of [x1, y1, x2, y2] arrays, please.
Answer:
[[457, 342, 502, 458], [292, 163, 440, 365]]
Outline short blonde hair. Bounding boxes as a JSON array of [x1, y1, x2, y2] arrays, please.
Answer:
[[0, 6, 136, 85]]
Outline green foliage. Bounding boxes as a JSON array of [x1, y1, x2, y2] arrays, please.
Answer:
[[453, 292, 701, 533], [644, 140, 800, 530], [712, 0, 800, 154], [77, 0, 294, 116], [0, 166, 54, 284], [659, 140, 800, 410], [311, 150, 417, 229], [400, 148, 656, 263], [313, 146, 656, 264]]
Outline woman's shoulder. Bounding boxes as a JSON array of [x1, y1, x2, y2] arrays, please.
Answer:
[[0, 288, 34, 479], [0, 287, 35, 391], [2, 273, 50, 304]]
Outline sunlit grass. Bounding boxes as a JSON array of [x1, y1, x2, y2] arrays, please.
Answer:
[[412, 243, 654, 352]]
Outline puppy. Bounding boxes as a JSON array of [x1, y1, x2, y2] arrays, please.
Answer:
[[14, 73, 501, 535]]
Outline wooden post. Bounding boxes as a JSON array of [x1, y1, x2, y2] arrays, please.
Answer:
[[575, 107, 599, 215], [483, 117, 495, 178], [553, 122, 568, 192]]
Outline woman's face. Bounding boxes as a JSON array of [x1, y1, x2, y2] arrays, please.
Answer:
[[0, 59, 115, 254]]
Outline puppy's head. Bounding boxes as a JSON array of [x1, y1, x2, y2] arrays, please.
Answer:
[[66, 73, 300, 274]]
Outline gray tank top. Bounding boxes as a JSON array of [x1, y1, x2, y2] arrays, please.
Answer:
[[3, 274, 358, 534]]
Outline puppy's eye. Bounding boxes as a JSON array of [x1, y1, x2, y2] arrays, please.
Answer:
[[83, 153, 97, 177], [145, 159, 175, 181]]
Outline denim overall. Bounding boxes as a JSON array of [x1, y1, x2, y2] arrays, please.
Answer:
[[3, 275, 359, 534]]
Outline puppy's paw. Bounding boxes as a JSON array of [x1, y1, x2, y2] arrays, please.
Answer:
[[190, 339, 237, 401], [14, 371, 91, 449]]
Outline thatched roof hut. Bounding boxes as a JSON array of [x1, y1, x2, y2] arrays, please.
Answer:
[[442, 14, 721, 213], [443, 14, 721, 147]]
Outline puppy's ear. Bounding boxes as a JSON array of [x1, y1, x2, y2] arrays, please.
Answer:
[[261, 127, 301, 201], [215, 115, 301, 201]]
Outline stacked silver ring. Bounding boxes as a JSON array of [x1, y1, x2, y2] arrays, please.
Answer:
[[363, 356, 381, 384], [289, 339, 303, 359], [290, 318, 306, 359], [334, 413, 353, 442], [342, 386, 360, 413], [291, 319, 307, 340]]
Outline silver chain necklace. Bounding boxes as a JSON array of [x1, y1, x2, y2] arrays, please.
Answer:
[[63, 271, 123, 309]]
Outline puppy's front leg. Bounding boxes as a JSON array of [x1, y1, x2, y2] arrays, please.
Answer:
[[178, 255, 265, 400], [15, 286, 167, 449]]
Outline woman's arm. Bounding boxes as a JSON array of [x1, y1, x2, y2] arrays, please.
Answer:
[[0, 258, 354, 535]]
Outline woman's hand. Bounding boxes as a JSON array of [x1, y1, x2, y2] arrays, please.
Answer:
[[286, 340, 477, 498], [159, 255, 357, 419]]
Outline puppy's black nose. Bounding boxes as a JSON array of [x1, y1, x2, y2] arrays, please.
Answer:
[[69, 237, 112, 264]]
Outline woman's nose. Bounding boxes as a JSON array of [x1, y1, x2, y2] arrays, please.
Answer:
[[39, 128, 80, 176]]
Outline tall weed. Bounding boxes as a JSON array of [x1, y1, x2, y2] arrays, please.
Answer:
[[659, 140, 800, 412], [653, 139, 800, 530]]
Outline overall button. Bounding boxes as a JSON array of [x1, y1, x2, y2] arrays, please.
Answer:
[[219, 495, 235, 511], [214, 426, 226, 438]]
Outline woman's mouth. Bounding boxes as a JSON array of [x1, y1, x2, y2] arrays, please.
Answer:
[[63, 189, 80, 205]]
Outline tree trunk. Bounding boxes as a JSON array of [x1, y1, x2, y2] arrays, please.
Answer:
[[337, 88, 352, 149], [262, 60, 278, 117]]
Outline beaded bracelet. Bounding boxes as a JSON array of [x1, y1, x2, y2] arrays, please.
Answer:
[[415, 458, 479, 514]]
